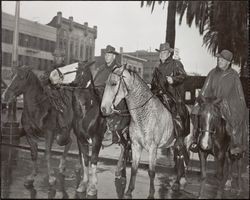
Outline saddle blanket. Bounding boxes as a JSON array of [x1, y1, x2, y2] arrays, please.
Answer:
[[49, 62, 78, 85]]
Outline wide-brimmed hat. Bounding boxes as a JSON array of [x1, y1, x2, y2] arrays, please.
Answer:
[[216, 49, 233, 62], [155, 42, 174, 52], [105, 45, 119, 55]]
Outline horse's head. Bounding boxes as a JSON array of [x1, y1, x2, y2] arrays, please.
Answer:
[[72, 60, 94, 89], [197, 95, 222, 151], [2, 65, 33, 103], [101, 65, 132, 116]]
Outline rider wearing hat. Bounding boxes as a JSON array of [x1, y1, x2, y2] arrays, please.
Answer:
[[94, 45, 130, 144], [190, 49, 248, 155], [151, 42, 190, 136]]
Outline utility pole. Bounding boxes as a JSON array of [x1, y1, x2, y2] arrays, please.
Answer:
[[6, 1, 20, 125]]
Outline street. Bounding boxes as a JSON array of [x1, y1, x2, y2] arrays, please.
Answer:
[[1, 144, 249, 199]]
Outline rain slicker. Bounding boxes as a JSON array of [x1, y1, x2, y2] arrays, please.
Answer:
[[192, 66, 248, 149]]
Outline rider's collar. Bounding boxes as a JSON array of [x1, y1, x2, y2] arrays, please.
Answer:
[[160, 57, 172, 65], [106, 60, 117, 69]]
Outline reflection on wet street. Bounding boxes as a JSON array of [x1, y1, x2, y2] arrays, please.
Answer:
[[1, 145, 249, 199]]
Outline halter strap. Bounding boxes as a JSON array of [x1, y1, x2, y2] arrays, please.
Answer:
[[111, 66, 155, 116]]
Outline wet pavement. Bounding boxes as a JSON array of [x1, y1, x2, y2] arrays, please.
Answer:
[[1, 144, 249, 199]]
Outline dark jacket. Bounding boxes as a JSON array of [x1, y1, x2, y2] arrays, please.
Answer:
[[151, 57, 187, 103], [151, 57, 190, 137], [94, 60, 130, 132]]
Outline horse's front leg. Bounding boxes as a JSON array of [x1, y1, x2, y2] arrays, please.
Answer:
[[87, 137, 102, 196], [198, 150, 208, 199], [116, 143, 125, 178], [215, 152, 226, 199], [147, 145, 157, 199], [236, 157, 243, 195], [76, 139, 89, 193], [59, 136, 72, 173], [45, 131, 56, 185], [24, 134, 38, 187], [224, 152, 233, 191], [124, 141, 142, 199]]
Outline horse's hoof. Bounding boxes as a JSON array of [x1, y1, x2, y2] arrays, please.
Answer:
[[76, 181, 88, 193], [87, 185, 97, 196], [224, 181, 232, 191], [124, 192, 132, 199], [171, 182, 180, 191], [54, 191, 64, 199], [24, 179, 34, 188], [49, 176, 56, 186], [147, 194, 154, 199]]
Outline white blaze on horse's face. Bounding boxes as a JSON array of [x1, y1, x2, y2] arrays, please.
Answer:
[[101, 68, 129, 116]]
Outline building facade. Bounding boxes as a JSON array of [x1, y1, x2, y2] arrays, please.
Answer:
[[2, 12, 57, 82], [125, 50, 159, 83], [47, 12, 97, 65]]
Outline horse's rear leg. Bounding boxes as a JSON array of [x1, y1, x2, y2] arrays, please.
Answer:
[[124, 141, 142, 198], [76, 139, 89, 193], [24, 135, 38, 187], [45, 131, 56, 185], [59, 136, 72, 173], [172, 138, 189, 191], [147, 145, 157, 199]]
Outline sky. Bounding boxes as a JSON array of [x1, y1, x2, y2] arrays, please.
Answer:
[[2, 1, 224, 75]]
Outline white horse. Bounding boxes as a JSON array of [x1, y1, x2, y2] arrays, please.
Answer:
[[101, 65, 187, 198]]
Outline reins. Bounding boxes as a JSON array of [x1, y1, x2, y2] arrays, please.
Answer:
[[111, 67, 155, 116]]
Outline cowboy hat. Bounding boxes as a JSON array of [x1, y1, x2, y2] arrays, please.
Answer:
[[105, 45, 119, 55], [216, 49, 233, 62], [155, 42, 174, 52]]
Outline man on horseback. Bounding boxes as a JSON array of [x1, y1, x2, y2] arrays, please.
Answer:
[[150, 42, 190, 168], [94, 45, 130, 145], [190, 49, 248, 156]]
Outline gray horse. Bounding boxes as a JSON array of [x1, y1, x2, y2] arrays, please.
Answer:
[[101, 65, 186, 199]]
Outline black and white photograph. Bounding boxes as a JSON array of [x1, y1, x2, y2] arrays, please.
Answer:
[[1, 1, 249, 199]]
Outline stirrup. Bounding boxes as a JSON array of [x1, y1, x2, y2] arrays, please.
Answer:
[[189, 143, 198, 152]]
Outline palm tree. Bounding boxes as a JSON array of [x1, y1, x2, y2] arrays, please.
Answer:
[[176, 1, 248, 76], [141, 1, 248, 76], [141, 1, 177, 48]]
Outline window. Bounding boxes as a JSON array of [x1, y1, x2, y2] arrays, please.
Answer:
[[80, 44, 84, 59], [195, 89, 201, 98], [185, 91, 191, 100], [2, 52, 12, 67], [2, 29, 13, 44], [85, 46, 89, 60]]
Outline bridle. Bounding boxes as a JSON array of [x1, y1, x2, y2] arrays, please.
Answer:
[[110, 66, 155, 116]]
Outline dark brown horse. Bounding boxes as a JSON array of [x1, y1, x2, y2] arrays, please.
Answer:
[[195, 96, 244, 198], [2, 65, 74, 187], [70, 61, 107, 196]]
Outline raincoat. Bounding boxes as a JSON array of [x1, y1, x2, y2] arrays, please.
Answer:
[[192, 66, 248, 149]]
